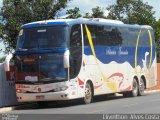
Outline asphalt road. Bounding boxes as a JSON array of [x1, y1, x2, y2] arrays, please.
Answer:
[[2, 92, 160, 120]]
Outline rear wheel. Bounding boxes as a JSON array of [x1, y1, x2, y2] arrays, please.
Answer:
[[123, 78, 138, 97], [84, 82, 93, 104], [131, 78, 138, 97], [138, 77, 145, 96]]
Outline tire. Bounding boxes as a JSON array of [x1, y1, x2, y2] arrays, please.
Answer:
[[84, 82, 93, 104], [123, 92, 130, 97], [138, 77, 145, 96], [123, 78, 138, 97]]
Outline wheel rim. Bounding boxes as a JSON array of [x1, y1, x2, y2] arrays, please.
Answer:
[[133, 80, 138, 96], [139, 78, 145, 94], [84, 83, 92, 103]]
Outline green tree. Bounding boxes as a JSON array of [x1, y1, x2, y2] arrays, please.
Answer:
[[0, 56, 6, 63], [0, 20, 4, 55], [66, 7, 82, 19], [91, 6, 105, 18], [107, 0, 156, 25], [66, 6, 106, 19], [0, 23, 3, 37], [83, 12, 91, 18], [0, 0, 69, 53], [83, 6, 106, 18]]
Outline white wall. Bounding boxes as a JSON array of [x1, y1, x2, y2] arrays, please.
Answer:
[[0, 63, 18, 107]]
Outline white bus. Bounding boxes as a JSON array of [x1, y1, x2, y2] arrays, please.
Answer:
[[7, 19, 157, 104]]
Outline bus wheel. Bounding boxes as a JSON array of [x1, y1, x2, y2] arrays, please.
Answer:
[[138, 77, 145, 96], [123, 78, 138, 97], [84, 82, 93, 104], [130, 78, 138, 97]]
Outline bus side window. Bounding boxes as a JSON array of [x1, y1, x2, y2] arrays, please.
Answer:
[[83, 24, 97, 46], [83, 24, 89, 46], [151, 30, 156, 46], [118, 27, 139, 46], [69, 24, 82, 79], [117, 27, 129, 46], [139, 29, 150, 46], [70, 25, 82, 47]]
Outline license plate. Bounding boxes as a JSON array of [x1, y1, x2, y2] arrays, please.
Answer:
[[25, 76, 38, 82], [36, 95, 45, 100]]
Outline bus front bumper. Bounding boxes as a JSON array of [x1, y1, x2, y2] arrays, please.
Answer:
[[16, 91, 71, 102]]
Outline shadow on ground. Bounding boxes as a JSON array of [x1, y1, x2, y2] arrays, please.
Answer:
[[13, 93, 148, 110]]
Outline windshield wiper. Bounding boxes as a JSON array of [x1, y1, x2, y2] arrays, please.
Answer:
[[40, 78, 54, 81], [38, 48, 60, 50], [40, 77, 66, 81], [18, 48, 28, 51]]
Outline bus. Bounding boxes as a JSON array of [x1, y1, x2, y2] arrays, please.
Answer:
[[6, 18, 157, 104]]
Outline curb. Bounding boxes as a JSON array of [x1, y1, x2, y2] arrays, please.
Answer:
[[0, 107, 13, 113], [144, 89, 160, 93], [0, 103, 36, 113], [115, 89, 160, 96]]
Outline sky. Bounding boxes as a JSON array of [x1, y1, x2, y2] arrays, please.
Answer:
[[63, 0, 160, 19], [60, 0, 115, 17], [0, 0, 160, 57], [0, 0, 1, 7]]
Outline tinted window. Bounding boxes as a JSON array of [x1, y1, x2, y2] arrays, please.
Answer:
[[139, 29, 150, 46], [84, 25, 97, 46], [118, 27, 139, 46], [39, 54, 67, 81], [151, 30, 156, 46], [70, 24, 82, 79], [96, 26, 118, 45], [16, 26, 67, 50], [70, 24, 82, 47], [83, 24, 89, 46], [83, 24, 123, 46], [83, 24, 153, 47]]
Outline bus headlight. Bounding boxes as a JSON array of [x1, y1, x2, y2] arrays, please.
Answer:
[[54, 86, 68, 92]]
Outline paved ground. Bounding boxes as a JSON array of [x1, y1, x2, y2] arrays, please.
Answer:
[[1, 91, 160, 120], [5, 92, 160, 114]]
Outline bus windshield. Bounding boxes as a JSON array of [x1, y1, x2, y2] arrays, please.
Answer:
[[16, 26, 67, 50]]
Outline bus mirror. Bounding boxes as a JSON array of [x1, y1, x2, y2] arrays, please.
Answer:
[[4, 54, 13, 72], [64, 50, 70, 68]]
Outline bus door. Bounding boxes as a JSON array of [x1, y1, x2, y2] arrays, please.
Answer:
[[69, 24, 82, 95]]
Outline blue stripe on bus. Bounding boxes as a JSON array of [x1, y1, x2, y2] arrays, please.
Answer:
[[15, 48, 68, 55], [22, 22, 67, 28], [84, 46, 156, 68]]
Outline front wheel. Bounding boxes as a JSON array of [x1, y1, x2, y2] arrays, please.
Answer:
[[84, 82, 93, 104]]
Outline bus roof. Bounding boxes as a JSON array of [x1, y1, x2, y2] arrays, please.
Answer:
[[22, 19, 153, 30]]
